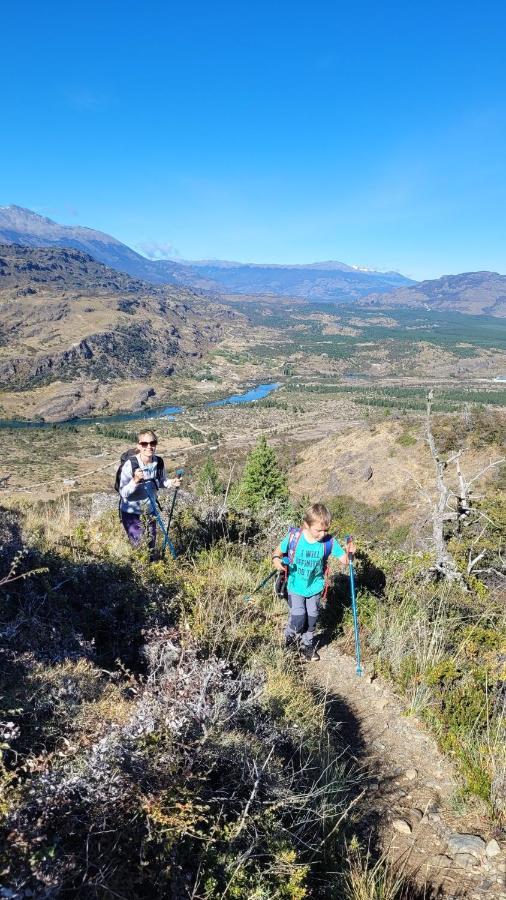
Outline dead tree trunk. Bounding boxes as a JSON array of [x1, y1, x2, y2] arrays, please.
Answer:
[[425, 393, 464, 583]]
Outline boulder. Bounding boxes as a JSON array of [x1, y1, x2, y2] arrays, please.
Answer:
[[392, 818, 412, 835], [447, 833, 486, 858]]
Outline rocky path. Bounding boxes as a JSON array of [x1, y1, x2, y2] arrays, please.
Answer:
[[309, 643, 506, 899]]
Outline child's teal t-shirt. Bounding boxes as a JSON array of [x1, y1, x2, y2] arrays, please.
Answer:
[[280, 531, 346, 597]]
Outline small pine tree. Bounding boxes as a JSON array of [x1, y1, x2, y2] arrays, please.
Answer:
[[197, 455, 223, 495], [237, 436, 288, 510]]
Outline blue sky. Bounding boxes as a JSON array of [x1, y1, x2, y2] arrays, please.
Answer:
[[2, 0, 506, 279]]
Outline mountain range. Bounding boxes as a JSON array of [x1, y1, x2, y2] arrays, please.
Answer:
[[360, 272, 506, 317], [1, 205, 505, 317], [0, 206, 414, 301]]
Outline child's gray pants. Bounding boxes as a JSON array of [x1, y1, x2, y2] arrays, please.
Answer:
[[285, 592, 322, 648]]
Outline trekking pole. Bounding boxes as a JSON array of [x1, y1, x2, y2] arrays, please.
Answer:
[[243, 569, 277, 602], [345, 535, 363, 676], [163, 467, 184, 558], [144, 481, 178, 560]]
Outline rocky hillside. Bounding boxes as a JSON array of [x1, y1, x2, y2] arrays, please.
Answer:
[[360, 271, 506, 317], [0, 205, 414, 300], [0, 244, 239, 409]]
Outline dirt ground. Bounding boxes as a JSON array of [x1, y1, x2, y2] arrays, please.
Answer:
[[309, 643, 506, 899]]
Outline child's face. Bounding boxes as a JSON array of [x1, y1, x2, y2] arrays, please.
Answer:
[[305, 519, 328, 541]]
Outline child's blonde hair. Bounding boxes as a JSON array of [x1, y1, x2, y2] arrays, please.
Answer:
[[303, 502, 331, 528]]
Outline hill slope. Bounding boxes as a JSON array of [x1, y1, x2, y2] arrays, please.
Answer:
[[360, 271, 506, 317], [0, 243, 238, 414], [0, 205, 415, 300], [0, 204, 191, 286]]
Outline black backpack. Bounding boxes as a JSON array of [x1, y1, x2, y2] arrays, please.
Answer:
[[114, 449, 164, 492]]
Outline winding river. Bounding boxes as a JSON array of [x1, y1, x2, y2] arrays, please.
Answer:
[[0, 383, 281, 431]]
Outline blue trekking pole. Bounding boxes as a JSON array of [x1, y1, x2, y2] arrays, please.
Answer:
[[243, 569, 277, 602], [345, 535, 363, 676], [144, 481, 178, 560], [163, 467, 184, 558]]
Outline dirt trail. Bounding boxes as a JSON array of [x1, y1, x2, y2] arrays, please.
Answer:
[[309, 643, 506, 899]]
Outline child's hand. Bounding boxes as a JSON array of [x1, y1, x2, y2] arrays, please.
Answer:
[[272, 555, 285, 572], [346, 539, 356, 556], [133, 468, 145, 484], [170, 477, 182, 488]]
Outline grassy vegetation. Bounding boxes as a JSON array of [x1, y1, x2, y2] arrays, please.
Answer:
[[0, 383, 504, 896], [318, 480, 506, 812], [347, 557, 505, 806], [0, 492, 376, 898], [5, 465, 500, 896]]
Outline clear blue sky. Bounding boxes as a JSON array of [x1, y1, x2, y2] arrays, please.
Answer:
[[2, 0, 506, 279]]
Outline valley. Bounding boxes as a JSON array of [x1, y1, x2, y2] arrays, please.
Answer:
[[0, 229, 505, 900]]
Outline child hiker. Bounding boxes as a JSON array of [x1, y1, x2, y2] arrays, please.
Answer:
[[272, 502, 355, 661], [119, 429, 181, 558]]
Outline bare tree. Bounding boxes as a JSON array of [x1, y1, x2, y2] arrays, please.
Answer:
[[425, 393, 464, 582], [425, 392, 504, 583]]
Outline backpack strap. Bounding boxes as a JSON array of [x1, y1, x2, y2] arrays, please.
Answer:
[[287, 526, 303, 564], [322, 536, 334, 602], [322, 536, 333, 570], [154, 455, 164, 485]]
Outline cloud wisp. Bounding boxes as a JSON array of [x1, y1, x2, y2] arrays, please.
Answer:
[[136, 241, 181, 260]]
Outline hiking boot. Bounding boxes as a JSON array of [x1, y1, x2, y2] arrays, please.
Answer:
[[284, 634, 297, 650], [302, 644, 320, 662]]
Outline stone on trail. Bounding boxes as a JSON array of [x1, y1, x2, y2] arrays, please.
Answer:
[[485, 838, 501, 857], [454, 852, 481, 869], [408, 808, 424, 826], [404, 767, 418, 780], [447, 833, 486, 858], [427, 854, 452, 868], [392, 818, 412, 835]]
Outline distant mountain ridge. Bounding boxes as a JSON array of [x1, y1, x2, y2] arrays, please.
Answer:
[[360, 271, 506, 317], [0, 205, 415, 301], [0, 205, 190, 286]]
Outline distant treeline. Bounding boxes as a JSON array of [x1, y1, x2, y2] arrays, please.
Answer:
[[285, 382, 506, 411]]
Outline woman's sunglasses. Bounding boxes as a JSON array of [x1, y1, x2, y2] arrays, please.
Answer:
[[139, 440, 157, 447]]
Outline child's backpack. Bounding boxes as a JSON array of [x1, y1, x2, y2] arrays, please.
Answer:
[[114, 449, 164, 493], [275, 526, 334, 601]]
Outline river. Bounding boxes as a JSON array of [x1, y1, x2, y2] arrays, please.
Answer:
[[0, 382, 281, 431]]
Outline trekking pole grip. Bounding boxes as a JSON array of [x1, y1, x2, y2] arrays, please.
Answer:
[[345, 534, 354, 562]]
